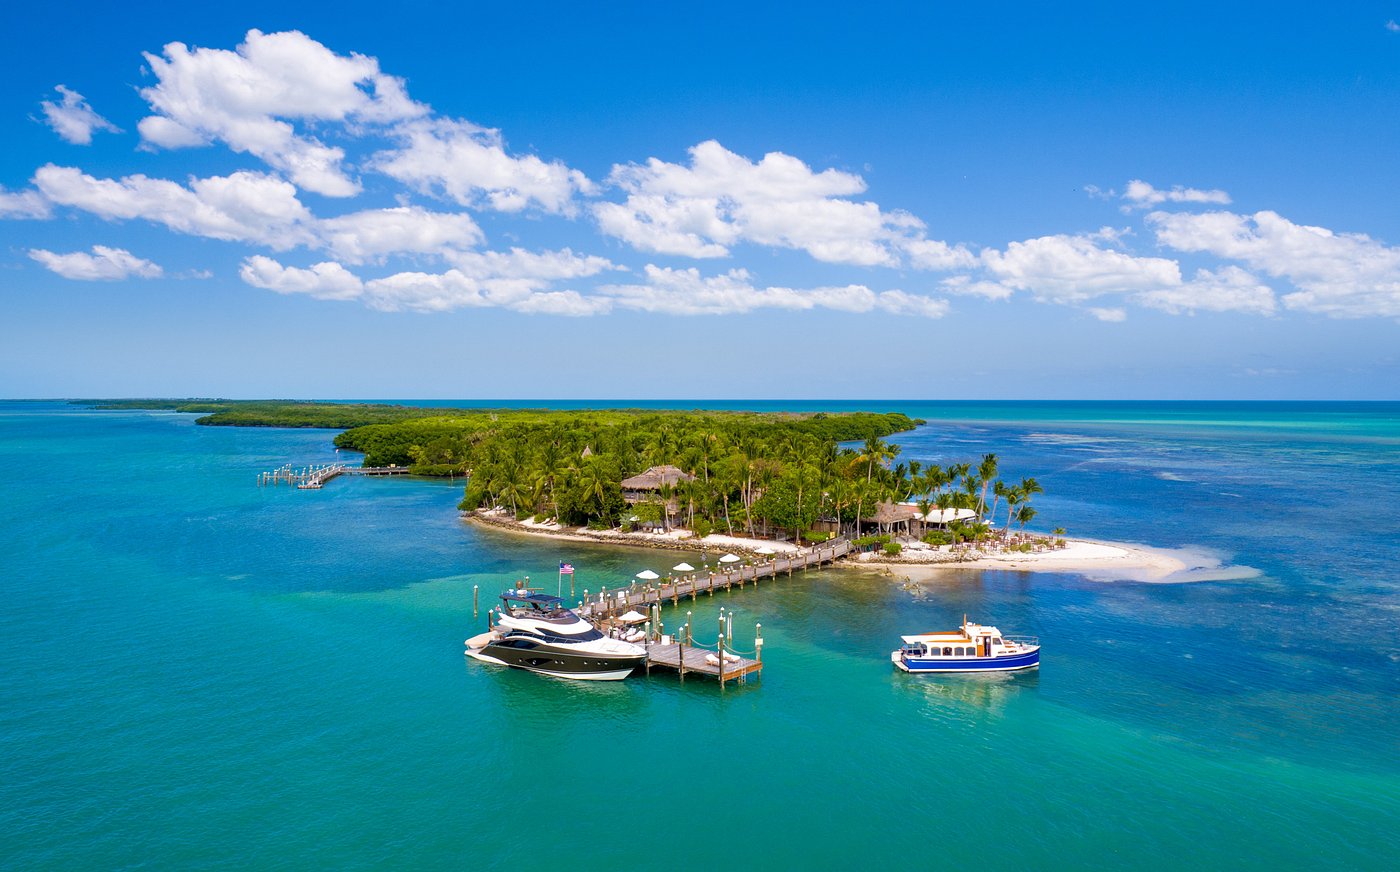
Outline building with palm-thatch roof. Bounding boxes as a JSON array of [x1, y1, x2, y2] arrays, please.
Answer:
[[620, 465, 696, 529], [620, 465, 694, 500], [864, 500, 922, 536]]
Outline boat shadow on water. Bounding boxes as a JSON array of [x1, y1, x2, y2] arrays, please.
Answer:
[[893, 669, 1040, 713]]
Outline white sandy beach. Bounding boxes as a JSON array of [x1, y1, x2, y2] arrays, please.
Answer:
[[471, 511, 1253, 582], [855, 538, 1258, 583]]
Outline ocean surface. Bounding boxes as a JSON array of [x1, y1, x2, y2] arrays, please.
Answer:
[[1, 399, 1396, 870]]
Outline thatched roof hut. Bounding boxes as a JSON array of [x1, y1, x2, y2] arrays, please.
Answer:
[[620, 464, 695, 492], [866, 501, 921, 525]]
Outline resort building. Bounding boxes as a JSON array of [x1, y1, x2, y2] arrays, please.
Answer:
[[620, 465, 695, 528]]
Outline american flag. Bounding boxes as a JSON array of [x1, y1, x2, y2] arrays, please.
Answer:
[[559, 562, 574, 575]]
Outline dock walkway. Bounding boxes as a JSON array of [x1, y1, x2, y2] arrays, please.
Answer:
[[578, 538, 850, 621], [258, 463, 411, 487]]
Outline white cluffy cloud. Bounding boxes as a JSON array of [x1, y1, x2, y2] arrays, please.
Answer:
[[980, 230, 1181, 304], [39, 85, 120, 145], [318, 206, 483, 264], [32, 165, 493, 264], [240, 247, 618, 315], [595, 140, 973, 269], [1121, 179, 1231, 209], [34, 164, 317, 249], [137, 29, 426, 196], [372, 119, 593, 215], [29, 245, 162, 280], [240, 256, 363, 300], [1, 186, 51, 219], [976, 228, 1277, 316], [598, 265, 949, 317], [1149, 209, 1400, 318]]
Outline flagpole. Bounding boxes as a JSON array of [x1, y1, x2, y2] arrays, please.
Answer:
[[558, 563, 563, 597]]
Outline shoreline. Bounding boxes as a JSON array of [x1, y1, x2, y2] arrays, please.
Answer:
[[464, 511, 1254, 583]]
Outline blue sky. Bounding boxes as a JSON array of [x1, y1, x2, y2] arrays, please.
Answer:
[[3, 2, 1399, 399]]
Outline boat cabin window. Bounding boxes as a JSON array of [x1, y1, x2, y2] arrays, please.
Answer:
[[993, 638, 1002, 646], [942, 647, 953, 656], [954, 647, 965, 656]]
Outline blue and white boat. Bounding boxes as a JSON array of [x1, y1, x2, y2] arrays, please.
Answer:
[[891, 617, 1040, 673]]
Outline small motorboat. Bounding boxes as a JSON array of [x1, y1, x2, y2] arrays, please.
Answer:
[[466, 591, 648, 681], [892, 616, 1039, 673]]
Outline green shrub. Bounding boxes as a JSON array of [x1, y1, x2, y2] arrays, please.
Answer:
[[802, 530, 832, 542], [691, 518, 714, 539], [883, 542, 903, 556], [586, 519, 611, 531], [921, 530, 952, 546]]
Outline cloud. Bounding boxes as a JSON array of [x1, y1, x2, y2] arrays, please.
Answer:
[[0, 186, 51, 219], [595, 140, 971, 268], [597, 264, 947, 317], [1122, 179, 1231, 209], [34, 164, 317, 249], [1135, 266, 1276, 315], [240, 255, 364, 300], [980, 231, 1182, 303], [240, 247, 618, 314], [29, 245, 162, 280], [445, 247, 617, 281], [370, 118, 592, 215], [318, 206, 483, 264], [1088, 306, 1126, 322], [1148, 209, 1400, 317], [39, 85, 120, 145], [939, 274, 1015, 300], [137, 29, 425, 196], [1388, 20, 1400, 32]]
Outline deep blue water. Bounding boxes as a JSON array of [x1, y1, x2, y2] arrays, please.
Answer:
[[1, 400, 1396, 869]]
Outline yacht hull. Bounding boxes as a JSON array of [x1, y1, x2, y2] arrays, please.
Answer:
[[469, 639, 646, 681]]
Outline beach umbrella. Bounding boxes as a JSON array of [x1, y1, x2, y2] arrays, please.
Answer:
[[718, 553, 741, 564], [628, 515, 640, 522], [754, 546, 776, 556], [619, 610, 648, 625], [635, 569, 661, 580], [672, 562, 696, 572]]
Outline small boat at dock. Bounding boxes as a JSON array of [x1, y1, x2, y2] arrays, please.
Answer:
[[891, 617, 1040, 673]]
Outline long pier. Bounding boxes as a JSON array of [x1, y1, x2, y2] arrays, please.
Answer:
[[577, 538, 850, 621], [258, 463, 411, 488]]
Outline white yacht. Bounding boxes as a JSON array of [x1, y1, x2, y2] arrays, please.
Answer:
[[466, 591, 647, 681]]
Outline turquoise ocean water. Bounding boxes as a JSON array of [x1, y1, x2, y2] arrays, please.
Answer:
[[1, 400, 1397, 869]]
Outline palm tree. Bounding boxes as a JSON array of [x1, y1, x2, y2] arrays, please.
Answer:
[[1016, 503, 1038, 534], [976, 453, 998, 518]]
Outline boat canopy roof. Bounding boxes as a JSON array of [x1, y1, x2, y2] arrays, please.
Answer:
[[500, 591, 564, 605]]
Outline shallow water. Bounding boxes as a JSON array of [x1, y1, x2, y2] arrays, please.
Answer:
[[1, 400, 1396, 869]]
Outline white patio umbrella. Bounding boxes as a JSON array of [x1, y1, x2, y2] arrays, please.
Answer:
[[618, 609, 648, 625], [754, 546, 776, 556], [635, 569, 661, 580], [672, 562, 696, 572], [718, 553, 741, 564]]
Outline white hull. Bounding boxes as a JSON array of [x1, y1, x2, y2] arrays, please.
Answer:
[[465, 648, 634, 681]]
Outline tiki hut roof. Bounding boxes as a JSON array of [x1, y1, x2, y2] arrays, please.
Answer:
[[620, 464, 695, 490], [867, 501, 921, 524]]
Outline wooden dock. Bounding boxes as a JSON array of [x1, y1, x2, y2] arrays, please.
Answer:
[[643, 641, 762, 686], [577, 538, 850, 621], [258, 463, 411, 488]]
